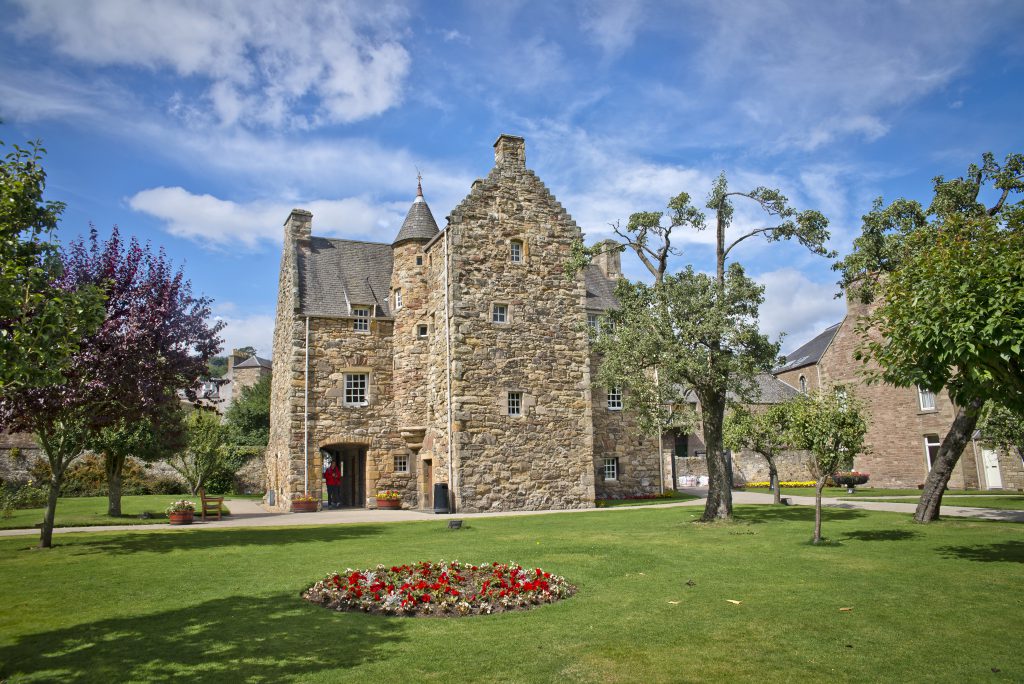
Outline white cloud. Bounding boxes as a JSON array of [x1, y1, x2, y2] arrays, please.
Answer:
[[579, 0, 645, 58], [213, 309, 275, 358], [11, 0, 411, 129], [755, 268, 845, 353], [128, 187, 410, 249]]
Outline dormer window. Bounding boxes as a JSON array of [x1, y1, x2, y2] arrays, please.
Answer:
[[394, 289, 403, 311], [510, 240, 523, 263], [353, 308, 369, 332]]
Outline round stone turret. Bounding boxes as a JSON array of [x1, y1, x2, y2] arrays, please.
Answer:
[[392, 179, 439, 246]]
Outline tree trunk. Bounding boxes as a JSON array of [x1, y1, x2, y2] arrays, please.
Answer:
[[39, 464, 65, 549], [700, 393, 733, 521], [812, 478, 825, 544], [915, 397, 985, 523], [767, 456, 781, 505], [105, 452, 125, 517]]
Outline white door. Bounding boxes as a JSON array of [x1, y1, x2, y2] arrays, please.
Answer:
[[981, 448, 1003, 489]]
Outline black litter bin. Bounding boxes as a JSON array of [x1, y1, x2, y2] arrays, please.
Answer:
[[432, 483, 450, 514]]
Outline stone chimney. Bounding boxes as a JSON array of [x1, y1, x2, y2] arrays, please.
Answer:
[[593, 239, 622, 279], [284, 208, 313, 241], [494, 134, 526, 167], [226, 348, 247, 375]]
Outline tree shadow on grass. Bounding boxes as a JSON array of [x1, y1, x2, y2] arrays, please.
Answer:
[[841, 529, 921, 542], [733, 505, 867, 524], [937, 540, 1024, 563], [0, 592, 407, 683], [67, 525, 389, 556]]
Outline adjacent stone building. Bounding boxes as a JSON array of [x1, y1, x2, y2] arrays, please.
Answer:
[[265, 135, 662, 512], [775, 297, 1024, 490]]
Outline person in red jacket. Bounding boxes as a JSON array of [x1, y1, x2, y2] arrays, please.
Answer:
[[324, 459, 342, 509]]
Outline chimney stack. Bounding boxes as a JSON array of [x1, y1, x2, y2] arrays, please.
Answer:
[[284, 208, 313, 241], [593, 240, 622, 279], [494, 134, 526, 167]]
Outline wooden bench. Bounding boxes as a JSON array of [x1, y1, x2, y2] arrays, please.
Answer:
[[198, 487, 224, 521]]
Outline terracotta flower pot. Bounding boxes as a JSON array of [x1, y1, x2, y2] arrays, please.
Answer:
[[291, 500, 319, 513], [168, 511, 193, 525], [376, 498, 401, 510]]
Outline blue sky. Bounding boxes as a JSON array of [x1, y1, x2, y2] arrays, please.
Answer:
[[2, 0, 1022, 357]]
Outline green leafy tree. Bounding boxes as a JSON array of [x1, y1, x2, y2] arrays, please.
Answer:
[[169, 408, 227, 494], [225, 374, 271, 454], [569, 177, 831, 521], [978, 403, 1024, 465], [0, 138, 105, 395], [86, 401, 186, 516], [788, 389, 868, 544], [724, 402, 794, 504], [835, 152, 1024, 522]]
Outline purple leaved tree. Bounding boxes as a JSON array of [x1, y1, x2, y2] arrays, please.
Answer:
[[0, 227, 224, 547]]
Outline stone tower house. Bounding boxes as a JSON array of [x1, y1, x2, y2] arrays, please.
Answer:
[[265, 135, 662, 512]]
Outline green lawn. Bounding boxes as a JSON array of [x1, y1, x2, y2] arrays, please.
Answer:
[[0, 495, 233, 530], [596, 491, 699, 507], [743, 486, 1021, 498], [853, 496, 1024, 510], [1, 506, 1021, 682]]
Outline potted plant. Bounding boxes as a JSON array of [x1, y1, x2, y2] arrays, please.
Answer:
[[166, 500, 195, 525], [376, 490, 402, 510], [291, 493, 320, 513], [833, 471, 870, 494]]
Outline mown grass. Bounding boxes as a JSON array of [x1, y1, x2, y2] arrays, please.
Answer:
[[596, 491, 699, 507], [0, 495, 233, 530], [742, 486, 1021, 498], [0, 505, 1021, 683], [853, 495, 1024, 510]]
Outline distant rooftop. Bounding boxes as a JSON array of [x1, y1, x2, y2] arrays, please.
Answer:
[[775, 322, 842, 373], [234, 355, 271, 370]]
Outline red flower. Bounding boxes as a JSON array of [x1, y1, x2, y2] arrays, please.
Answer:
[[422, 594, 431, 603]]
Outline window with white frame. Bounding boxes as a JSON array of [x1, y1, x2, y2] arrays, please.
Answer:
[[918, 386, 936, 411], [344, 373, 368, 406], [607, 387, 623, 410], [510, 240, 523, 263], [394, 454, 409, 473], [508, 391, 522, 416], [352, 307, 369, 332], [924, 435, 941, 470], [492, 303, 508, 323], [394, 289, 403, 311], [587, 313, 599, 334], [603, 457, 619, 481], [417, 324, 428, 339]]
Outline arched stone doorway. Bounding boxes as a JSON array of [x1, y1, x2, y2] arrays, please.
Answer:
[[320, 443, 367, 508]]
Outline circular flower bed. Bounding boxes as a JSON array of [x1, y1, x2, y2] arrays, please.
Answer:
[[302, 560, 576, 617]]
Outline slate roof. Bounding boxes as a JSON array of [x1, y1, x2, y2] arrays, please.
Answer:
[[234, 355, 272, 369], [729, 373, 802, 404], [297, 237, 393, 317], [584, 265, 618, 310], [393, 196, 439, 245], [775, 321, 842, 373]]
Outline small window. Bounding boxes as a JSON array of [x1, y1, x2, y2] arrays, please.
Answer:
[[416, 255, 423, 266], [394, 454, 409, 473], [492, 303, 508, 324], [924, 435, 941, 470], [607, 387, 622, 410], [344, 373, 368, 406], [587, 313, 599, 334], [603, 457, 619, 481], [799, 375, 807, 393], [510, 240, 523, 263], [918, 386, 936, 411], [353, 308, 369, 332], [394, 289, 403, 311], [508, 391, 522, 416], [417, 324, 428, 339]]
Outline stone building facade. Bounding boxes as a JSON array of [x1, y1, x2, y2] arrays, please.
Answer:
[[265, 135, 662, 512], [775, 297, 1024, 490]]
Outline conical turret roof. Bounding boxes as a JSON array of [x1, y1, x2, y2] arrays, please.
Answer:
[[392, 179, 439, 245]]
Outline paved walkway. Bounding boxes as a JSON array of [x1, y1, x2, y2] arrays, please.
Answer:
[[1, 489, 1021, 538]]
